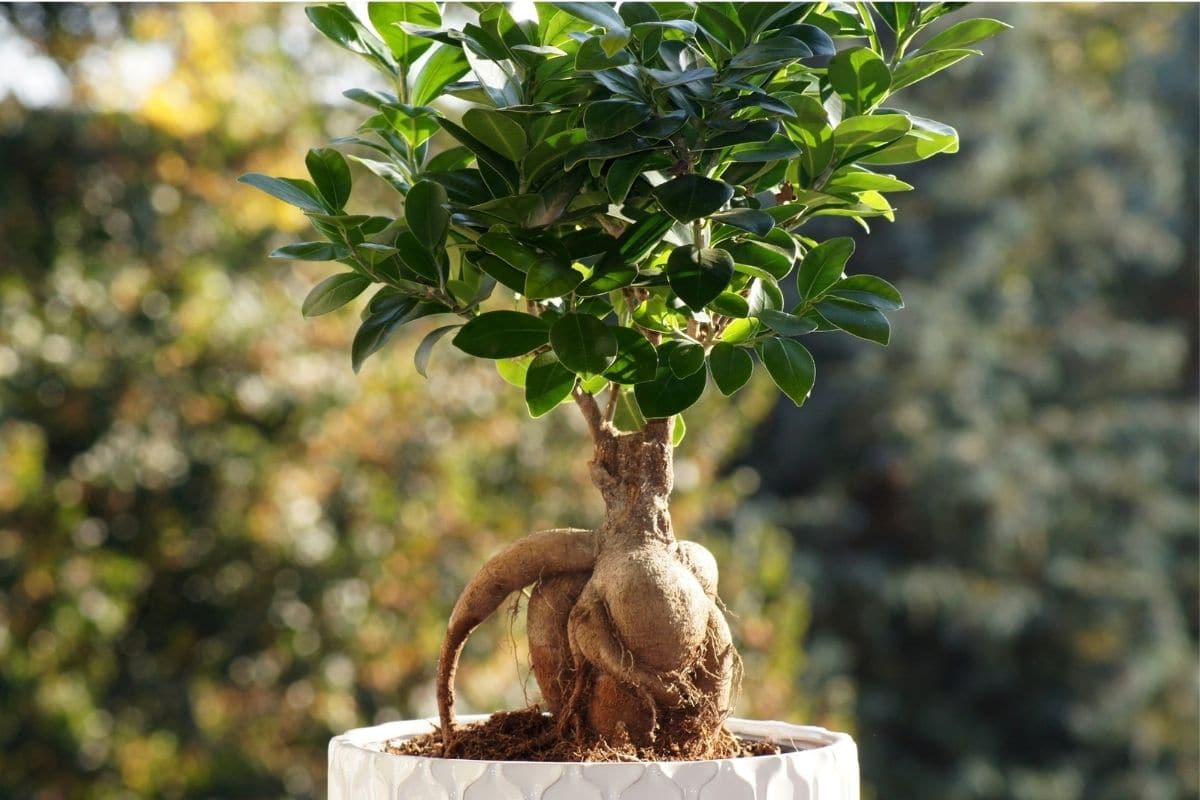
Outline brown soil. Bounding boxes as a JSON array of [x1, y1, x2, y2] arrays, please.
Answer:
[[385, 707, 782, 763]]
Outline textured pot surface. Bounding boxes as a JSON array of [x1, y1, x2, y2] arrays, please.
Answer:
[[328, 714, 859, 799]]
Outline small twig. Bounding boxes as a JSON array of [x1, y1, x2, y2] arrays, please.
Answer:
[[572, 385, 606, 445], [603, 383, 620, 423]]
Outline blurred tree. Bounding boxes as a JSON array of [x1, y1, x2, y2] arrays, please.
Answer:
[[737, 5, 1199, 799]]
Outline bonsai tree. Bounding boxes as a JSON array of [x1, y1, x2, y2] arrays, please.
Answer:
[[242, 1, 1006, 758]]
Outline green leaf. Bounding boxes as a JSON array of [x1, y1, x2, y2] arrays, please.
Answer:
[[438, 118, 519, 189], [667, 245, 734, 310], [352, 302, 414, 373], [860, 115, 958, 165], [270, 241, 352, 261], [306, 6, 376, 59], [781, 22, 835, 58], [584, 100, 650, 140], [237, 173, 326, 213], [405, 180, 449, 249], [603, 327, 658, 384], [306, 147, 353, 211], [700, 120, 780, 151], [797, 237, 854, 299], [478, 232, 538, 267], [525, 352, 576, 417], [632, 294, 688, 333], [577, 256, 637, 296], [496, 355, 533, 387], [758, 308, 818, 336], [891, 49, 976, 93], [612, 387, 647, 431], [829, 274, 903, 310], [720, 317, 760, 343], [668, 343, 706, 377], [826, 47, 891, 115], [394, 231, 442, 284], [761, 338, 815, 406], [707, 342, 753, 396], [580, 372, 609, 393], [728, 36, 813, 69], [301, 273, 371, 317], [368, 3, 438, 64], [671, 413, 687, 446], [694, 3, 746, 51], [575, 36, 634, 70], [920, 18, 1010, 52], [824, 169, 913, 193], [652, 175, 734, 223], [347, 155, 408, 193], [414, 323, 460, 377], [462, 108, 528, 162], [564, 133, 653, 170], [551, 1, 627, 30], [617, 212, 675, 263], [525, 256, 582, 299], [729, 135, 803, 163], [474, 254, 526, 293], [634, 352, 708, 417], [816, 297, 891, 344], [412, 45, 471, 106], [832, 114, 912, 165], [727, 240, 793, 281], [876, 2, 917, 34], [710, 291, 750, 318], [524, 129, 589, 188], [549, 313, 617, 375], [453, 310, 551, 358], [781, 93, 834, 184], [710, 209, 775, 237], [644, 68, 715, 90], [378, 104, 440, 147], [343, 88, 396, 109], [599, 28, 632, 57], [605, 152, 651, 204]]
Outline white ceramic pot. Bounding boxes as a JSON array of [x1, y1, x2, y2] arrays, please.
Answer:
[[329, 714, 859, 799]]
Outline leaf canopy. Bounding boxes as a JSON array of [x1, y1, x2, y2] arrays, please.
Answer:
[[245, 1, 1002, 434]]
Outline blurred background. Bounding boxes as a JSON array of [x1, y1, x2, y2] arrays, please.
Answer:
[[0, 3, 1196, 799]]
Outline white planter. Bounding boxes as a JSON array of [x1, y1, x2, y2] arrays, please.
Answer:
[[329, 715, 859, 799]]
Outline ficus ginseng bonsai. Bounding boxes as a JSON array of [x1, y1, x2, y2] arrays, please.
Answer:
[[242, 1, 1006, 760]]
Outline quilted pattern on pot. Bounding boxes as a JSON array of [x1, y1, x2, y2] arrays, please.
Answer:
[[329, 716, 859, 799]]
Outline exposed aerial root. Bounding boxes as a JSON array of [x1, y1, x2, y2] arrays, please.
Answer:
[[568, 583, 700, 710], [528, 572, 590, 713], [437, 528, 595, 753]]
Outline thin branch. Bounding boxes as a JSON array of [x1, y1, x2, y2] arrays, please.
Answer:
[[572, 385, 606, 445], [603, 383, 620, 423]]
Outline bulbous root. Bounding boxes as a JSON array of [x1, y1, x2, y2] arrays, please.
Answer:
[[436, 528, 595, 750], [436, 528, 739, 756]]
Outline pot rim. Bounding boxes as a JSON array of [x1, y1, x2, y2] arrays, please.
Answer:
[[332, 714, 856, 768]]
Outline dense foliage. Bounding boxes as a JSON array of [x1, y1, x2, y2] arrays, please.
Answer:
[[244, 2, 1005, 427], [0, 3, 1194, 799]]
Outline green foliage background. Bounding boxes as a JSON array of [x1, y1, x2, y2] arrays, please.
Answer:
[[0, 4, 1195, 799]]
